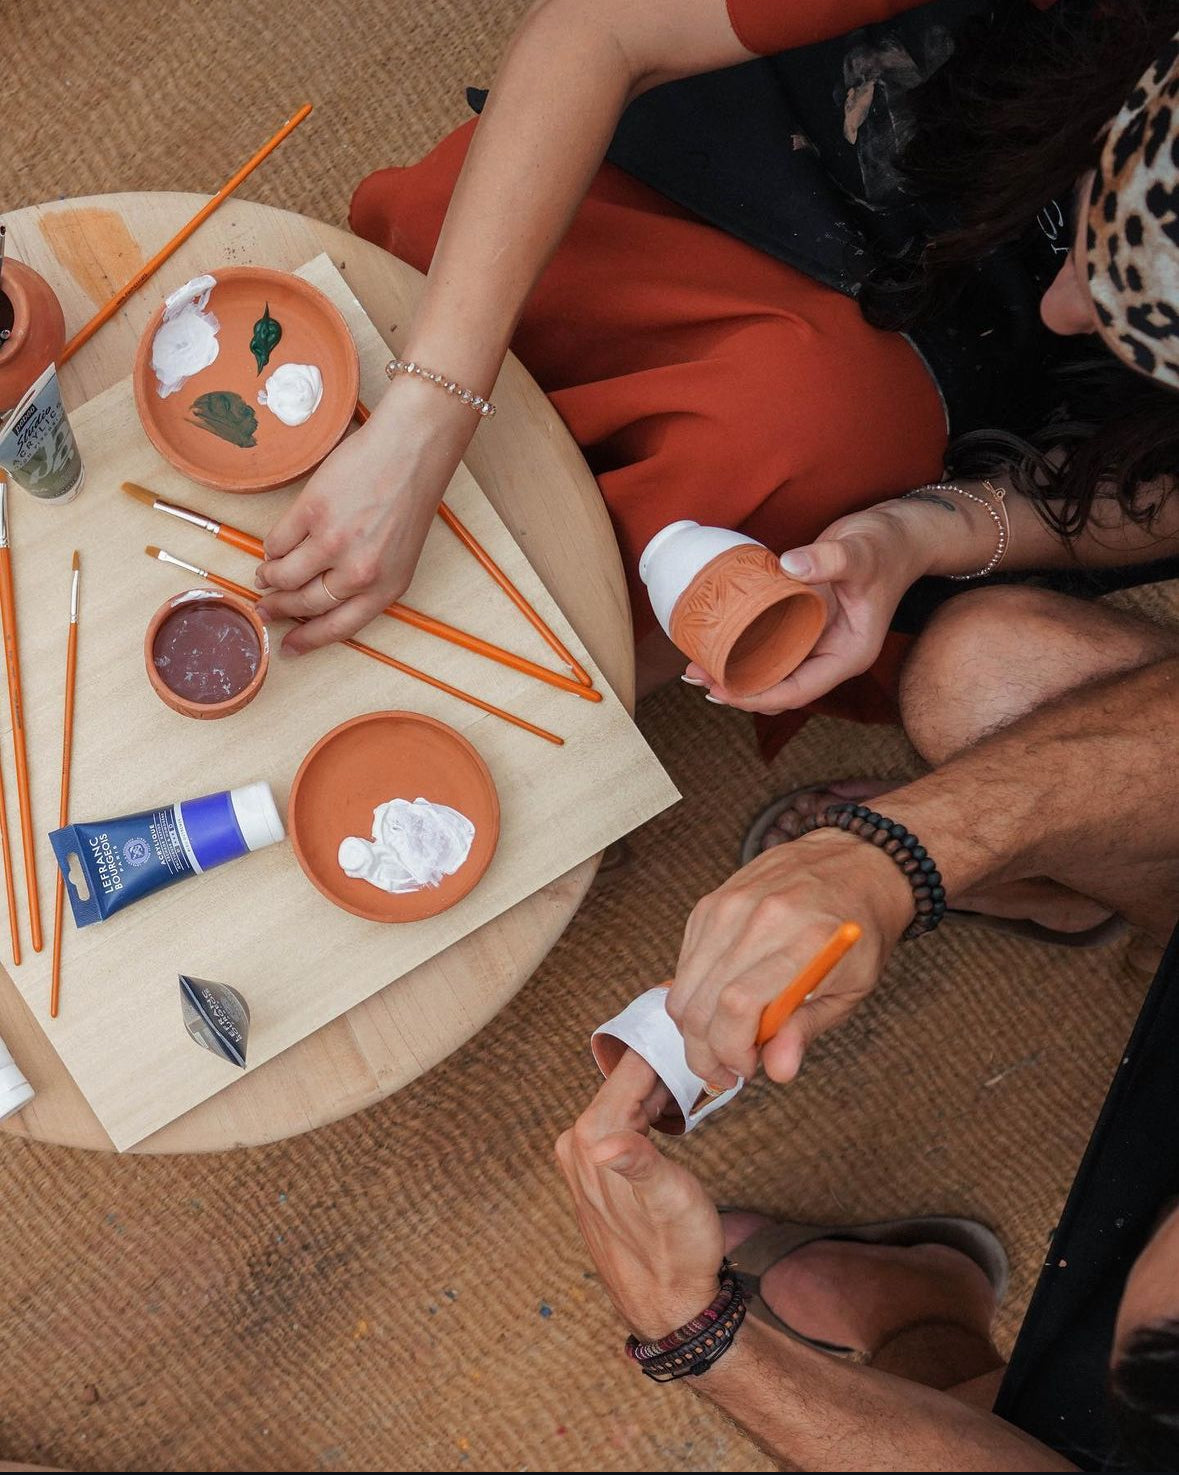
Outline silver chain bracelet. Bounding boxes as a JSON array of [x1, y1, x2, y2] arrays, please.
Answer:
[[903, 481, 1010, 579]]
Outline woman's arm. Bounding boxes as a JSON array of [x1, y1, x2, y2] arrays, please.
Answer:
[[255, 0, 759, 650]]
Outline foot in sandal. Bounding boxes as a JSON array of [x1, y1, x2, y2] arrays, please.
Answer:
[[722, 1210, 1003, 1359]]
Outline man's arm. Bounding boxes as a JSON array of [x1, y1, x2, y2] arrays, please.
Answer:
[[557, 1055, 1075, 1473], [699, 1320, 1074, 1472], [669, 654, 1179, 1086]]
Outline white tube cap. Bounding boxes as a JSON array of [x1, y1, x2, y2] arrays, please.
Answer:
[[229, 781, 286, 853], [0, 1051, 34, 1121]]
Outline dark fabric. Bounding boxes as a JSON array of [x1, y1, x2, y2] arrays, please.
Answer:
[[595, 0, 1074, 437], [994, 927, 1179, 1469]]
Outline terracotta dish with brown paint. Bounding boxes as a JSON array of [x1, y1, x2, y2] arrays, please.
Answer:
[[144, 589, 269, 719], [288, 711, 501, 924], [132, 266, 359, 493]]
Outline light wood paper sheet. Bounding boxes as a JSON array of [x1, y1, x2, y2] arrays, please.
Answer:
[[9, 255, 679, 1149]]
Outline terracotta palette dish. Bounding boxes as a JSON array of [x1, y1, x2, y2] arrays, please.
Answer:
[[144, 589, 269, 720], [132, 266, 359, 493], [288, 711, 501, 923]]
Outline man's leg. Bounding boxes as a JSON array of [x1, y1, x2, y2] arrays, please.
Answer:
[[900, 585, 1179, 941]]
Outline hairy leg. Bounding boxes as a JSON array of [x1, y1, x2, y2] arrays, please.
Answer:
[[901, 585, 1179, 940]]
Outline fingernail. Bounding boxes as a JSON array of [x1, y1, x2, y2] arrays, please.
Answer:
[[255, 606, 271, 624], [279, 643, 299, 659], [254, 571, 269, 590], [704, 693, 727, 705], [680, 674, 706, 687], [779, 551, 810, 577]]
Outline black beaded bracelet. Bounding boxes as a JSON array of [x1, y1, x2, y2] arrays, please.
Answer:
[[626, 1263, 747, 1382], [800, 804, 948, 939]]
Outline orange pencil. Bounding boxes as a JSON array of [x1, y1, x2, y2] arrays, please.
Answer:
[[121, 482, 600, 703], [354, 399, 593, 687], [146, 547, 564, 747], [59, 105, 313, 365], [691, 921, 862, 1114], [0, 477, 39, 950], [50, 552, 80, 1019]]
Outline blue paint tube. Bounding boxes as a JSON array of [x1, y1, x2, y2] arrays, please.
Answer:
[[50, 781, 284, 928]]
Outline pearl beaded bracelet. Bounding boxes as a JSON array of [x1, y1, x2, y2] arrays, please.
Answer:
[[384, 357, 497, 418]]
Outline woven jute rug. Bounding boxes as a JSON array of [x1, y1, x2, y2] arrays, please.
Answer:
[[1, 2, 1161, 1469]]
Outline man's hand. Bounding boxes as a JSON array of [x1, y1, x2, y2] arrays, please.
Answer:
[[555, 1049, 724, 1340], [668, 828, 915, 1089]]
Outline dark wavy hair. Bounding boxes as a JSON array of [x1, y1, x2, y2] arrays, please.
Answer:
[[859, 0, 1179, 538], [1109, 1317, 1179, 1470]]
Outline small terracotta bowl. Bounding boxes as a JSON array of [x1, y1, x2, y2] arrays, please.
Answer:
[[0, 260, 66, 414], [145, 590, 269, 720], [132, 266, 360, 493], [640, 521, 826, 697], [288, 711, 501, 924]]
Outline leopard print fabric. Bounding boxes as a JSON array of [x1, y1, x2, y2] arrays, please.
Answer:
[[1087, 33, 1179, 387]]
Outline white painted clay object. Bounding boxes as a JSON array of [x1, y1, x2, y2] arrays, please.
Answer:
[[638, 520, 758, 638], [591, 985, 744, 1135]]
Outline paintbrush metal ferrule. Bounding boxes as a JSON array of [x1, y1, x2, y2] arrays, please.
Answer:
[[0, 476, 8, 549], [69, 568, 79, 624], [156, 498, 222, 536], [150, 546, 208, 579]]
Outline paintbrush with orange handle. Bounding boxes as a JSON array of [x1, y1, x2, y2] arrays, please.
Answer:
[[354, 399, 594, 687], [690, 921, 863, 1114], [0, 478, 42, 951], [145, 547, 564, 746], [59, 105, 313, 365], [50, 552, 80, 1019], [122, 482, 600, 703]]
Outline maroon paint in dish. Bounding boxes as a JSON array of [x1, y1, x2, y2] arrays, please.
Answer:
[[152, 602, 262, 704]]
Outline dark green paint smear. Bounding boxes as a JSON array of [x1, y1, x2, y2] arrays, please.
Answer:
[[250, 302, 282, 373], [189, 391, 258, 448]]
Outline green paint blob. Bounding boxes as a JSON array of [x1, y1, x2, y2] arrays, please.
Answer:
[[250, 303, 282, 373], [189, 391, 258, 448]]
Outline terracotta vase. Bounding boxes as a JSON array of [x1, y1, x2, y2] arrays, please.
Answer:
[[639, 520, 827, 697], [144, 590, 269, 720], [591, 985, 744, 1136], [0, 260, 66, 415]]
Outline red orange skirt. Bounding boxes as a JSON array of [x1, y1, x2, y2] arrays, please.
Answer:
[[351, 119, 948, 737]]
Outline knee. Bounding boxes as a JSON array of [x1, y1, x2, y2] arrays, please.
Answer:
[[899, 585, 1071, 765]]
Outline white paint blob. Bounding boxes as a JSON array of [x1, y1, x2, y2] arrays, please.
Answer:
[[339, 798, 475, 895], [257, 362, 323, 426], [152, 275, 221, 398]]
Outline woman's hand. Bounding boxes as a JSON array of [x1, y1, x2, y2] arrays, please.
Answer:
[[555, 1049, 724, 1341], [667, 827, 916, 1090], [686, 501, 939, 713], [254, 377, 476, 654]]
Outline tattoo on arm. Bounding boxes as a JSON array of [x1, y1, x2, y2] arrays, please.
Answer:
[[905, 491, 959, 513]]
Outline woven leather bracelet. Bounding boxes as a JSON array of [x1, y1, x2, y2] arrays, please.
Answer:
[[626, 1262, 747, 1382], [800, 804, 948, 939]]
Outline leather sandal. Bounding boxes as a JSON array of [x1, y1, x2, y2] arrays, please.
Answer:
[[726, 1212, 1009, 1357]]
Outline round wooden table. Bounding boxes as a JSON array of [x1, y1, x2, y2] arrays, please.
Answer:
[[0, 193, 632, 1153]]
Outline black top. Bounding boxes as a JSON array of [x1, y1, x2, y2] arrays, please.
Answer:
[[601, 0, 1070, 438], [995, 926, 1179, 1469]]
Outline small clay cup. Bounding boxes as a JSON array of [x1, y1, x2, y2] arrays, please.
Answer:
[[0, 260, 66, 414], [591, 985, 744, 1136], [639, 520, 826, 697], [144, 590, 269, 720]]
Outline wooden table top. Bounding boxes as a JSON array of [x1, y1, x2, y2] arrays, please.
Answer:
[[0, 192, 633, 1154]]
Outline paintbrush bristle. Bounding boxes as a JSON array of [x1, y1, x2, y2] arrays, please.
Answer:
[[145, 546, 162, 560], [121, 481, 158, 506], [71, 550, 80, 570]]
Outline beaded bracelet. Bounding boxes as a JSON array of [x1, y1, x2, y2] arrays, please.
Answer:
[[626, 1263, 747, 1382], [904, 481, 1009, 579], [800, 804, 948, 939], [384, 357, 496, 418]]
